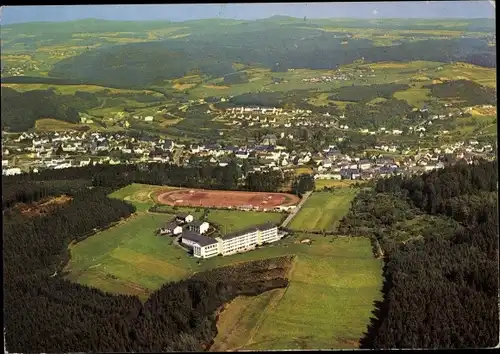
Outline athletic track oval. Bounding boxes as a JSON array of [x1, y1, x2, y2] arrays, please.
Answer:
[[156, 188, 300, 209]]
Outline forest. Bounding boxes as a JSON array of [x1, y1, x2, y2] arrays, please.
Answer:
[[46, 34, 495, 88], [1, 87, 100, 131], [328, 83, 409, 102], [338, 160, 498, 348], [343, 97, 415, 129], [2, 162, 291, 206], [423, 80, 497, 106]]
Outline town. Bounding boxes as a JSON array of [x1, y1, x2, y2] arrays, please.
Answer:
[[2, 104, 496, 179]]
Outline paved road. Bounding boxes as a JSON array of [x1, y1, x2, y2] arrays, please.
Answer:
[[280, 190, 312, 229]]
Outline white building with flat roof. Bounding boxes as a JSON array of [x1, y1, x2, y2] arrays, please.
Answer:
[[180, 223, 280, 259]]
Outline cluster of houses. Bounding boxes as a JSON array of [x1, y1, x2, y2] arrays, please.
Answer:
[[158, 212, 281, 259], [158, 213, 210, 236], [1, 126, 495, 179], [302, 73, 354, 83]]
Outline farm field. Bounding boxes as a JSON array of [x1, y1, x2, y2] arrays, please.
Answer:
[[211, 236, 383, 350], [35, 118, 89, 132], [288, 189, 359, 232]]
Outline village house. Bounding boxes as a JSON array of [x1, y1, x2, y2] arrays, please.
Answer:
[[159, 220, 183, 236], [187, 220, 210, 235], [176, 213, 194, 224]]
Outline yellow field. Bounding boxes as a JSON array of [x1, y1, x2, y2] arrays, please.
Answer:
[[365, 60, 440, 69], [295, 167, 313, 176], [1, 54, 33, 61], [438, 63, 496, 88], [204, 84, 230, 89], [233, 63, 246, 70], [411, 76, 430, 81], [470, 105, 497, 116], [169, 33, 190, 39], [35, 119, 86, 132], [160, 118, 183, 127], [173, 83, 196, 90]]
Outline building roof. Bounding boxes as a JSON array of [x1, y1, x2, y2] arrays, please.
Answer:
[[181, 230, 218, 247], [176, 213, 191, 219], [165, 221, 179, 230], [220, 222, 277, 240], [190, 219, 208, 227]]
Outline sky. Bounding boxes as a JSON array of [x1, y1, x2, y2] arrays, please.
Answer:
[[1, 2, 495, 25]]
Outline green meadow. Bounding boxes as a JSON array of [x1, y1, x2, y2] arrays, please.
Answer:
[[211, 236, 383, 350], [289, 189, 359, 232]]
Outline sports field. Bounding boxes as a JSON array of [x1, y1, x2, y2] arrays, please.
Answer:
[[211, 236, 383, 350], [288, 189, 359, 232], [157, 188, 300, 209]]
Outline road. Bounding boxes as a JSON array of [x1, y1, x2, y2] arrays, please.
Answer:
[[280, 190, 312, 229]]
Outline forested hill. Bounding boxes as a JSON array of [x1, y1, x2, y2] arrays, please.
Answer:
[[338, 160, 498, 348], [2, 17, 495, 88], [48, 36, 495, 88]]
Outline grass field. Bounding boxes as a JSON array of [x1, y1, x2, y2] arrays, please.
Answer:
[[34, 118, 92, 132], [65, 184, 287, 296], [295, 166, 314, 175], [211, 236, 383, 350], [108, 183, 175, 211], [289, 189, 358, 232], [393, 86, 431, 108]]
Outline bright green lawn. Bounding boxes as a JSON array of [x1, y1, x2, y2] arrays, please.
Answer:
[[212, 236, 383, 350], [66, 184, 287, 297], [207, 210, 283, 233], [289, 189, 359, 232]]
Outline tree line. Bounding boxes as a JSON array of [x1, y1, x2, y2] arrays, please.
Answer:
[[4, 161, 290, 194], [338, 159, 498, 348]]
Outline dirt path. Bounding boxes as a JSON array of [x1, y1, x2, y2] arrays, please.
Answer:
[[280, 191, 312, 228]]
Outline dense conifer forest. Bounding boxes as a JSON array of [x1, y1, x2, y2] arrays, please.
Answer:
[[339, 160, 498, 348]]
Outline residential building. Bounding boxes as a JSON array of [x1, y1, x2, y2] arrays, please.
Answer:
[[159, 220, 183, 236], [187, 220, 210, 234], [176, 213, 194, 224]]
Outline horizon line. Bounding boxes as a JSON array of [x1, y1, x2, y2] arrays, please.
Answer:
[[2, 15, 495, 26]]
